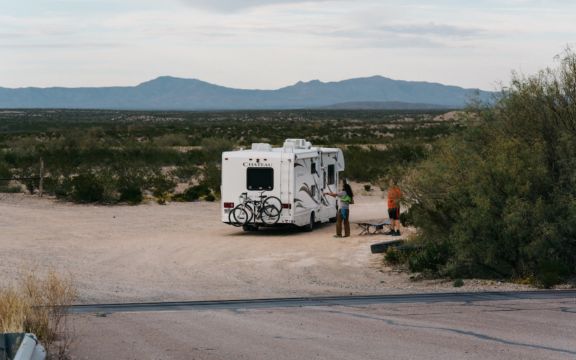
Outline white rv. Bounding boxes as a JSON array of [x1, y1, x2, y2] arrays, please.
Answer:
[[221, 139, 345, 230]]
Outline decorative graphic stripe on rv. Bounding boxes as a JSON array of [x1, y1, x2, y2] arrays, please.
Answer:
[[294, 198, 305, 209], [298, 183, 320, 205], [311, 174, 329, 206]]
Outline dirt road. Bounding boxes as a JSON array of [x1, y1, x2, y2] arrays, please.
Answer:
[[0, 192, 529, 304]]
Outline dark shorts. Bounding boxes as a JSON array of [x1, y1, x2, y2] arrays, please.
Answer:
[[340, 208, 349, 221], [388, 208, 400, 220]]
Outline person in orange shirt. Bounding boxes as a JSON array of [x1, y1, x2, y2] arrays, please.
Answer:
[[386, 179, 402, 236]]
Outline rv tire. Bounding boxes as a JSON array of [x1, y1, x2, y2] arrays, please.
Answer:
[[304, 212, 315, 232]]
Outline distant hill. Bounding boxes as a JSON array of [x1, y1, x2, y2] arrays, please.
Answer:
[[0, 76, 494, 110], [320, 101, 450, 110]]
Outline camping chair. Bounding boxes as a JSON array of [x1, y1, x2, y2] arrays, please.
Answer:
[[355, 219, 392, 235]]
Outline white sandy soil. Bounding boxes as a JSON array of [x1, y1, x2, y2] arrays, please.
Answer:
[[0, 189, 531, 304]]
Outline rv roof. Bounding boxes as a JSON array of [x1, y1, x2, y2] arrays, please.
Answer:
[[223, 145, 340, 158]]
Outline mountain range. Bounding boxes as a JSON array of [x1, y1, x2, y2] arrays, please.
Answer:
[[0, 76, 493, 110]]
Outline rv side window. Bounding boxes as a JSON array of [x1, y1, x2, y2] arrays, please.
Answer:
[[311, 161, 317, 174], [327, 165, 335, 185], [247, 168, 274, 191]]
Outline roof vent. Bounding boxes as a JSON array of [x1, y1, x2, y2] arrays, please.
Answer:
[[283, 139, 312, 149], [251, 143, 272, 151]]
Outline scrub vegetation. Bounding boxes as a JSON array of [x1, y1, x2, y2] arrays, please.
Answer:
[[400, 49, 576, 287], [0, 108, 463, 203], [0, 270, 77, 359]]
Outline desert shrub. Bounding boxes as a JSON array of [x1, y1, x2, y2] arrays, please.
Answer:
[[71, 173, 105, 203], [201, 162, 221, 195], [150, 173, 176, 199], [117, 171, 145, 204], [364, 184, 371, 192], [403, 49, 576, 285], [384, 248, 402, 265], [118, 184, 143, 204], [25, 180, 36, 194], [407, 239, 453, 274], [42, 176, 72, 198], [344, 144, 427, 182], [204, 193, 216, 202], [175, 184, 211, 202], [399, 207, 415, 227], [0, 270, 77, 358], [0, 161, 11, 178], [153, 133, 189, 147], [453, 279, 464, 287], [172, 165, 200, 182], [201, 137, 234, 162], [0, 185, 22, 193]]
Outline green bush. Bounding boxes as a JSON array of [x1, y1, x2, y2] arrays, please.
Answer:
[[402, 49, 576, 285], [71, 174, 105, 203], [175, 184, 211, 202], [150, 173, 176, 199], [407, 240, 452, 274], [119, 185, 143, 204], [43, 177, 73, 198], [0, 185, 22, 193], [384, 248, 401, 265], [0, 162, 10, 179], [202, 163, 221, 195], [535, 260, 570, 289], [453, 279, 464, 287], [343, 144, 427, 182]]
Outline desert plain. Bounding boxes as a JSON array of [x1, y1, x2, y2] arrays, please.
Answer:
[[0, 187, 531, 304]]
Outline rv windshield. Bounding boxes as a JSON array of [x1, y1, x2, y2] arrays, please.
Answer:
[[247, 168, 274, 191]]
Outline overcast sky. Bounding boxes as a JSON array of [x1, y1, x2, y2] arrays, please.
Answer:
[[1, 0, 575, 90]]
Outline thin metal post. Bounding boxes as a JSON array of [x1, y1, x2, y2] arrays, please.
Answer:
[[39, 158, 44, 197]]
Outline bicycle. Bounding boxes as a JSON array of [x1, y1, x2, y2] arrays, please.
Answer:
[[228, 191, 282, 227]]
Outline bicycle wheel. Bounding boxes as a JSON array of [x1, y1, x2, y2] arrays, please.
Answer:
[[241, 203, 255, 223], [260, 205, 281, 225], [229, 205, 251, 226], [262, 196, 282, 212]]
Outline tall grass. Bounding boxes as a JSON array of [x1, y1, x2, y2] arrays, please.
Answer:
[[0, 270, 77, 359], [0, 288, 28, 333]]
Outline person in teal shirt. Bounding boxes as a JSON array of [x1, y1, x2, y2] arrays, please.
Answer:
[[325, 180, 354, 237]]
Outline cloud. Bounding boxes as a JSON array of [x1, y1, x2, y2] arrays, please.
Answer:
[[0, 42, 123, 49], [179, 0, 335, 12], [379, 23, 485, 39], [304, 21, 490, 49]]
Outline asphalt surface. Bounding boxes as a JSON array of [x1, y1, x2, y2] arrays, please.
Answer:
[[70, 291, 576, 360], [69, 290, 575, 313]]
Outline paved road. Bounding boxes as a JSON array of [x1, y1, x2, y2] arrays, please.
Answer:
[[69, 290, 574, 313], [70, 291, 576, 359]]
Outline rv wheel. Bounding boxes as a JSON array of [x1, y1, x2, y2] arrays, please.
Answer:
[[305, 212, 315, 232]]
